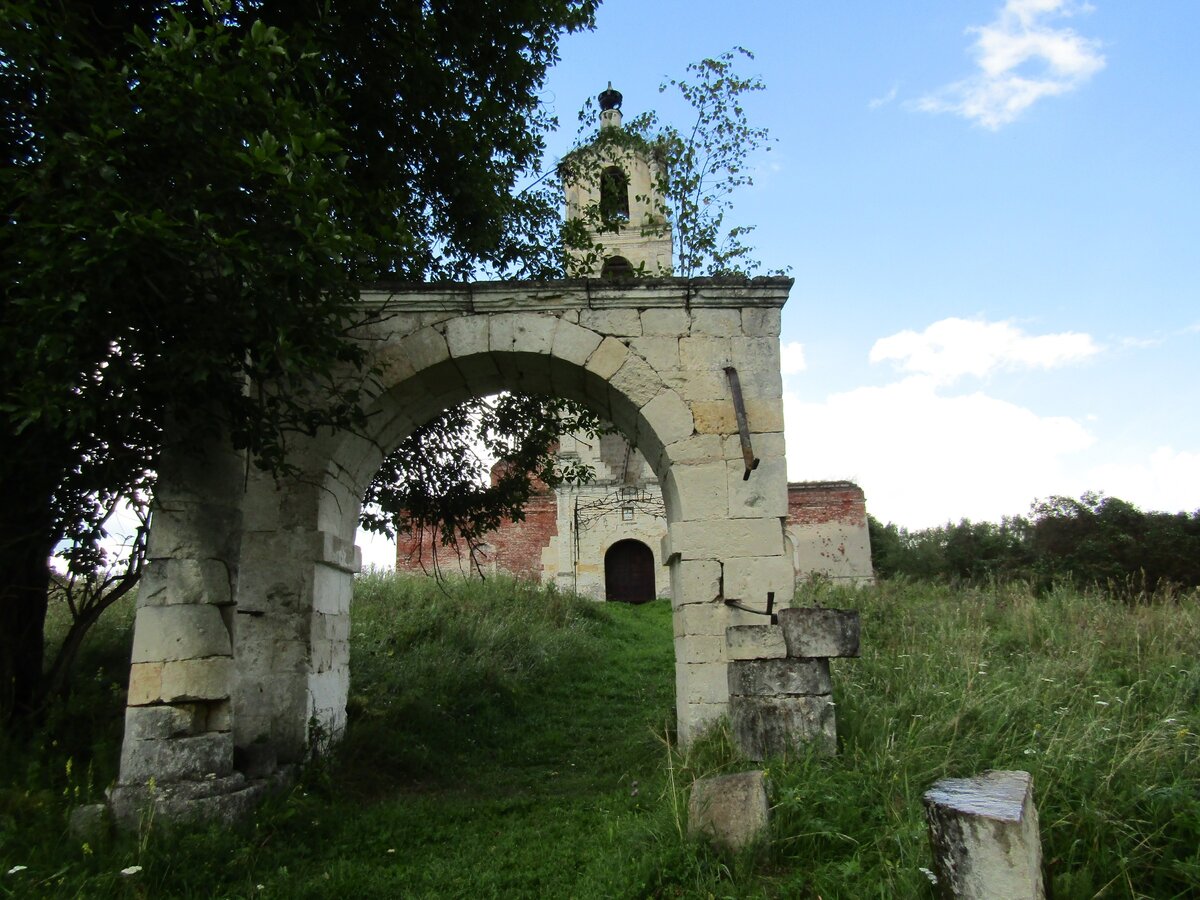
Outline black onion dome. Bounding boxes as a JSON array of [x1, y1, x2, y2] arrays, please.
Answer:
[[598, 82, 622, 111]]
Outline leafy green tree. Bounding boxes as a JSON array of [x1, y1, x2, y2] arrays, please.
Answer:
[[0, 0, 596, 720]]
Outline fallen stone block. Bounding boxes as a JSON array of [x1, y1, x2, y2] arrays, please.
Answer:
[[923, 770, 1045, 899], [777, 607, 860, 658], [729, 694, 837, 759], [687, 770, 769, 852]]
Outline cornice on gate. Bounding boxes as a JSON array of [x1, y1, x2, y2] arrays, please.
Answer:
[[357, 276, 794, 314]]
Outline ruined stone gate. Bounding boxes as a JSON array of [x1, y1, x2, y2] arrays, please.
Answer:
[[112, 276, 795, 824]]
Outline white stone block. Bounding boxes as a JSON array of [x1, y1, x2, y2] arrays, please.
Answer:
[[640, 390, 695, 448], [444, 314, 490, 358], [609, 352, 663, 409], [723, 555, 794, 606], [727, 457, 790, 519], [131, 605, 231, 664], [584, 336, 629, 381], [666, 463, 730, 522], [669, 558, 722, 607], [690, 308, 741, 336], [726, 624, 787, 660], [398, 326, 450, 374], [679, 335, 731, 370], [551, 318, 603, 366], [641, 307, 690, 335], [630, 336, 680, 373], [490, 311, 556, 355], [676, 661, 730, 705], [669, 518, 785, 560], [741, 307, 781, 337], [579, 307, 642, 337]]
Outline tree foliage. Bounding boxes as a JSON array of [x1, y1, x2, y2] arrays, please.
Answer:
[[0, 0, 597, 719], [869, 491, 1200, 597], [363, 395, 603, 573]]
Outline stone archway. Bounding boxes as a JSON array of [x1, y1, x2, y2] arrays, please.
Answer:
[[110, 277, 794, 825], [604, 539, 655, 603]]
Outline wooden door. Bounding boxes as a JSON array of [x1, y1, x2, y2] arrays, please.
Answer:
[[604, 539, 655, 603]]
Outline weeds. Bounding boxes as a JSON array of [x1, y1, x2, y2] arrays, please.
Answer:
[[0, 574, 1196, 897]]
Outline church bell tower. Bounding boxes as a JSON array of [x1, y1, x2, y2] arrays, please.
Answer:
[[563, 84, 673, 277]]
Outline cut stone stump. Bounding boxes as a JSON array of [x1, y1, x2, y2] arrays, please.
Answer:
[[777, 607, 860, 658], [687, 770, 770, 852], [923, 770, 1045, 900]]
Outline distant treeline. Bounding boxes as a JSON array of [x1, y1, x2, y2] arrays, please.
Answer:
[[869, 492, 1200, 595]]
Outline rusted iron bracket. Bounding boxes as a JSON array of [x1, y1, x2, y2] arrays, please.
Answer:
[[724, 366, 760, 480], [724, 591, 777, 625]]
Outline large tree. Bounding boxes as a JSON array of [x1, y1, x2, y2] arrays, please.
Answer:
[[0, 0, 596, 721]]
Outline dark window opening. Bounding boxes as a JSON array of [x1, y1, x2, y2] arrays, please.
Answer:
[[601, 256, 634, 279], [599, 165, 630, 223]]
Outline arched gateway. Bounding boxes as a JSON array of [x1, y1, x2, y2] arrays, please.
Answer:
[[111, 276, 794, 825]]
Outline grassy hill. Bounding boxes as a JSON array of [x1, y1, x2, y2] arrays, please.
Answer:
[[1, 574, 1197, 897]]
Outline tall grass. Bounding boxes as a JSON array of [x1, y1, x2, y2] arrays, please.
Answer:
[[0, 573, 1195, 897]]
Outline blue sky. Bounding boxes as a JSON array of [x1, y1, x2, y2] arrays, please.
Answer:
[[536, 0, 1200, 529]]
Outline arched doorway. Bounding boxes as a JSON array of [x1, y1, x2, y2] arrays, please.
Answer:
[[604, 539, 655, 603]]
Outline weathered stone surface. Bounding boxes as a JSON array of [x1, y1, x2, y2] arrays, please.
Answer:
[[728, 658, 831, 696], [727, 457, 790, 519], [584, 336, 629, 380], [443, 313, 490, 358], [640, 390, 694, 448], [129, 657, 234, 706], [69, 803, 110, 842], [676, 661, 730, 705], [723, 554, 794, 606], [667, 463, 730, 522], [741, 307, 781, 337], [490, 311, 556, 354], [630, 335, 680, 372], [609, 352, 663, 409], [924, 770, 1045, 900], [690, 308, 742, 337], [679, 335, 731, 370], [691, 398, 785, 435], [777, 607, 861, 658], [234, 742, 278, 779], [726, 624, 787, 660], [131, 605, 231, 664], [137, 558, 232, 607], [668, 558, 722, 608], [108, 771, 276, 831], [551, 318, 603, 366], [579, 307, 642, 337], [669, 518, 785, 560], [688, 770, 770, 852], [123, 704, 203, 742], [730, 694, 837, 759], [119, 731, 234, 784], [641, 307, 690, 335]]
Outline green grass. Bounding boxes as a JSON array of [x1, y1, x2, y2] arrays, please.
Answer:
[[1, 574, 1197, 897]]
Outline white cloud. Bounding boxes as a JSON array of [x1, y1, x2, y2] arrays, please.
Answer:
[[916, 0, 1105, 129], [868, 84, 899, 110], [784, 375, 1095, 527], [1084, 447, 1200, 514], [780, 340, 807, 375], [869, 317, 1099, 384]]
